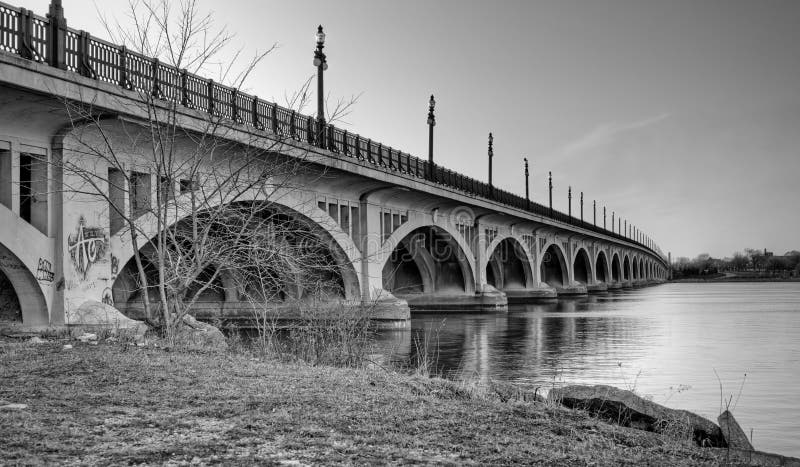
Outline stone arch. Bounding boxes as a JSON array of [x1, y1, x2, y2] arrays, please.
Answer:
[[111, 199, 360, 319], [623, 255, 631, 281], [611, 252, 622, 282], [572, 247, 593, 285], [539, 242, 569, 287], [111, 190, 361, 301], [0, 242, 48, 325], [633, 256, 640, 280], [382, 225, 475, 295], [595, 250, 610, 283], [639, 258, 645, 281], [377, 217, 476, 294], [485, 236, 534, 290]]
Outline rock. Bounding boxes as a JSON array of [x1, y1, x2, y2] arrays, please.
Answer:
[[62, 344, 73, 350], [549, 384, 725, 447], [77, 333, 98, 342], [0, 403, 28, 410], [173, 314, 228, 353], [69, 301, 149, 342], [718, 410, 754, 450], [28, 336, 46, 344]]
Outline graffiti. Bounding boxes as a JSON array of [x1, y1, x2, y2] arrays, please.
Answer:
[[67, 216, 108, 280], [36, 258, 54, 282], [110, 254, 119, 277], [101, 287, 114, 306], [0, 254, 25, 271]]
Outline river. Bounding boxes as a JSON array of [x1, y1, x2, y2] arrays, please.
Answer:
[[378, 282, 800, 457]]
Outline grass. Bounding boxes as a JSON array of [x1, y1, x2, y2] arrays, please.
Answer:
[[0, 338, 737, 466]]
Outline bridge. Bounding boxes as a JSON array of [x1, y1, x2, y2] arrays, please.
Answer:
[[0, 0, 667, 328]]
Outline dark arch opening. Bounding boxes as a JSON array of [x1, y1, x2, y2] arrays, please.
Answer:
[[611, 254, 621, 282], [595, 251, 609, 283], [112, 202, 353, 320], [0, 268, 22, 322], [486, 238, 529, 290], [383, 226, 471, 295], [573, 249, 591, 284], [633, 258, 639, 280], [623, 256, 631, 281], [541, 244, 568, 287], [382, 242, 425, 294], [0, 243, 48, 325]]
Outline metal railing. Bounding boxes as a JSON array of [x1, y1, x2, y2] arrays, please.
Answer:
[[0, 0, 666, 262]]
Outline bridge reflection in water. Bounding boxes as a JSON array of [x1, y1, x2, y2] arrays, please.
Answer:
[[377, 292, 653, 386]]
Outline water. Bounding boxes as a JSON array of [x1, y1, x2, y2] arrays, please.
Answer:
[[378, 282, 800, 457]]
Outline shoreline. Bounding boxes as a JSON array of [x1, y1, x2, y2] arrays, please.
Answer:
[[669, 277, 800, 283], [2, 337, 797, 465]]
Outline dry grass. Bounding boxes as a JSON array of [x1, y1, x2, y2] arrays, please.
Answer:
[[0, 339, 732, 465]]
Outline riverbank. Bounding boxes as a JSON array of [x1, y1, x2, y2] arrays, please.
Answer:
[[0, 337, 765, 465]]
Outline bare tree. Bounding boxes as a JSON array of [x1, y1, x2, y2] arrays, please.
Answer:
[[56, 0, 351, 339]]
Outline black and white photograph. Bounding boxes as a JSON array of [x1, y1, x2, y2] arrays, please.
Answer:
[[1, 0, 798, 464]]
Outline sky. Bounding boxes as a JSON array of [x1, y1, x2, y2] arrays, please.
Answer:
[[16, 0, 800, 258]]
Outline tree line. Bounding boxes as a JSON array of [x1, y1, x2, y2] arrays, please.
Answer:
[[672, 249, 800, 278]]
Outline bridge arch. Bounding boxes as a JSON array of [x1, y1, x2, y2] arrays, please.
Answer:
[[382, 224, 475, 295], [572, 247, 593, 285], [0, 243, 48, 325], [485, 235, 534, 290], [611, 252, 622, 282], [377, 217, 476, 293], [633, 256, 640, 281], [112, 190, 362, 300], [595, 250, 610, 283], [539, 242, 569, 288], [623, 255, 631, 281]]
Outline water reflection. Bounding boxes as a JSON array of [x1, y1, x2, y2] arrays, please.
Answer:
[[376, 284, 800, 457]]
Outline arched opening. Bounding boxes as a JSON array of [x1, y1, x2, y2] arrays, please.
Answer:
[[540, 244, 568, 287], [633, 258, 639, 280], [0, 268, 21, 322], [623, 256, 631, 281], [382, 242, 427, 294], [573, 248, 592, 285], [486, 238, 530, 290], [595, 251, 609, 283], [639, 259, 645, 280], [113, 202, 354, 320], [383, 226, 472, 296], [0, 243, 48, 325], [611, 254, 621, 282]]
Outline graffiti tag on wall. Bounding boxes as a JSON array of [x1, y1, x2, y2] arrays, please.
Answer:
[[101, 287, 114, 306], [110, 254, 119, 278], [67, 216, 108, 280], [36, 258, 54, 282]]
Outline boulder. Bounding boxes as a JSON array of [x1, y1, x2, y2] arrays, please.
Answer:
[[718, 410, 754, 450], [173, 314, 228, 353], [0, 403, 28, 410], [69, 301, 148, 342], [549, 384, 725, 447]]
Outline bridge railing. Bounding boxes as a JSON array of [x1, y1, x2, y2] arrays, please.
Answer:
[[0, 0, 667, 262]]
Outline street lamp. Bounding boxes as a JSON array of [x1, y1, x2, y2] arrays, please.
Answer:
[[488, 132, 494, 189], [548, 172, 553, 217], [524, 158, 530, 209], [314, 25, 328, 146], [427, 95, 435, 180]]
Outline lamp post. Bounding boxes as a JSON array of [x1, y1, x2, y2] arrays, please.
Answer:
[[603, 206, 606, 229], [488, 132, 494, 192], [548, 171, 553, 217], [612, 211, 615, 233], [313, 25, 328, 147], [427, 95, 435, 181], [593, 200, 596, 225], [580, 191, 584, 222], [568, 186, 572, 217], [524, 158, 530, 209]]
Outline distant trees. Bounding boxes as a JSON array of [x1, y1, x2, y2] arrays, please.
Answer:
[[672, 248, 800, 279]]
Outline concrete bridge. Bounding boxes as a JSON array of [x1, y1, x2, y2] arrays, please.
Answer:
[[0, 0, 668, 328]]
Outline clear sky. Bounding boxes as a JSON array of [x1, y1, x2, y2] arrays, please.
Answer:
[[16, 0, 800, 258]]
